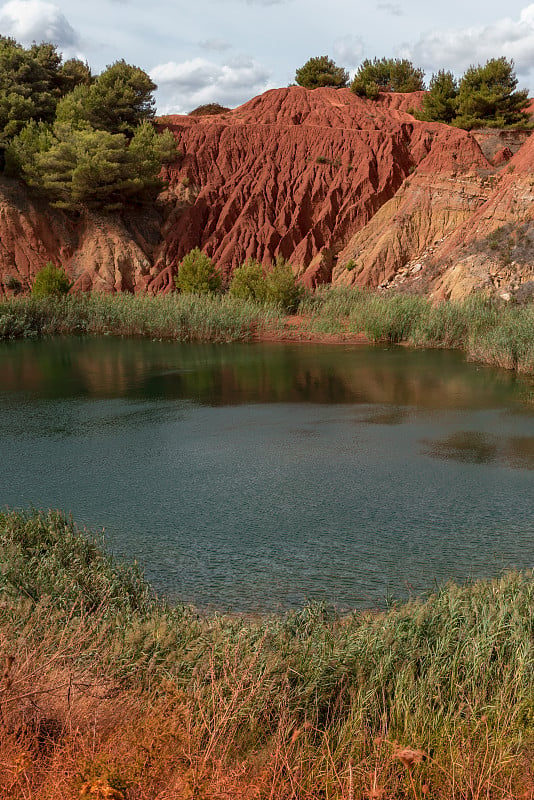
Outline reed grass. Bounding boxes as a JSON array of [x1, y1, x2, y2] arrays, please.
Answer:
[[2, 288, 534, 376], [0, 509, 532, 799], [0, 292, 282, 343], [302, 287, 534, 375]]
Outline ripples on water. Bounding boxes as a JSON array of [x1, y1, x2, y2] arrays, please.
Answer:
[[1, 337, 533, 612]]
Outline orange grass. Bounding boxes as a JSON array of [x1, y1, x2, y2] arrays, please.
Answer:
[[0, 509, 533, 799]]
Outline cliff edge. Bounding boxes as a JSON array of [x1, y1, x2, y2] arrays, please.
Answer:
[[1, 86, 533, 300]]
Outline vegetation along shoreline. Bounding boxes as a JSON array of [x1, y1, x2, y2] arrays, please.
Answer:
[[0, 507, 532, 799], [2, 286, 534, 378]]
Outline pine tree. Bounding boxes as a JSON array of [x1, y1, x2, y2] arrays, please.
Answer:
[[454, 58, 529, 129], [295, 56, 349, 89], [417, 70, 458, 124], [351, 58, 425, 96]]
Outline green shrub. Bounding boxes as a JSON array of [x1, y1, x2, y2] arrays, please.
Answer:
[[31, 263, 71, 297], [351, 57, 425, 95], [263, 257, 302, 312], [229, 256, 302, 312], [295, 55, 349, 89], [453, 58, 529, 130], [229, 259, 266, 302], [364, 80, 381, 100], [174, 248, 222, 294], [416, 70, 458, 124]]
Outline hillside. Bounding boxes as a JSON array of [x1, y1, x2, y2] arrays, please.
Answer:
[[0, 86, 533, 299]]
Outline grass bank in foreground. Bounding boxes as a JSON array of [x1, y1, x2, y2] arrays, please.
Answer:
[[2, 289, 534, 377], [0, 509, 532, 799]]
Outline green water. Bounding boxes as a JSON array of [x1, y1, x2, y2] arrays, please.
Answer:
[[1, 337, 533, 611]]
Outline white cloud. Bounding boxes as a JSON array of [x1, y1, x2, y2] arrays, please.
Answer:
[[0, 0, 80, 50], [198, 38, 233, 53], [333, 35, 364, 68], [377, 3, 403, 16], [151, 56, 273, 114], [403, 3, 534, 81]]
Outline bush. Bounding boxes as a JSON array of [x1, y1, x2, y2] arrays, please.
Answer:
[[188, 103, 230, 116], [31, 263, 71, 297], [174, 248, 222, 294], [229, 259, 266, 302], [453, 57, 529, 129], [416, 70, 458, 124], [229, 256, 302, 311], [364, 80, 380, 100], [418, 59, 530, 129], [351, 57, 425, 95], [295, 56, 349, 89], [263, 257, 302, 312]]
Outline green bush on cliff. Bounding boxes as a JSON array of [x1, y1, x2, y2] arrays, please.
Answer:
[[295, 56, 349, 89], [175, 248, 222, 294], [7, 117, 177, 211], [0, 38, 177, 210], [416, 69, 459, 124], [0, 38, 89, 142], [453, 57, 529, 129], [417, 58, 529, 129], [54, 59, 156, 138], [351, 57, 425, 96], [31, 263, 71, 297]]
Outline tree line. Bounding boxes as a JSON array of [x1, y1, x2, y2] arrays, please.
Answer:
[[294, 55, 530, 129], [0, 36, 176, 210]]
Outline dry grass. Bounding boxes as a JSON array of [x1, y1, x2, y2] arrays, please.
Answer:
[[0, 510, 533, 799]]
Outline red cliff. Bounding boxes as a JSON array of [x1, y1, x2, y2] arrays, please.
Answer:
[[0, 86, 533, 300]]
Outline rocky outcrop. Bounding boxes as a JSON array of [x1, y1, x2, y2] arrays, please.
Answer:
[[333, 129, 493, 290], [0, 86, 533, 300], [332, 120, 534, 301], [158, 88, 439, 285], [426, 135, 534, 300]]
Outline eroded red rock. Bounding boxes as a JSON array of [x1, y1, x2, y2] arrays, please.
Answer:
[[0, 86, 533, 300]]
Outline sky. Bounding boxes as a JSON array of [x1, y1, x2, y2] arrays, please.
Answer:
[[1, 0, 534, 113]]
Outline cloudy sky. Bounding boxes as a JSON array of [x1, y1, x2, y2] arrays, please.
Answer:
[[1, 0, 534, 113]]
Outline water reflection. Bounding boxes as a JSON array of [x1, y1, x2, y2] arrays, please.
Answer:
[[423, 432, 500, 464], [1, 337, 532, 409], [1, 337, 534, 612], [504, 436, 534, 470], [424, 431, 534, 470]]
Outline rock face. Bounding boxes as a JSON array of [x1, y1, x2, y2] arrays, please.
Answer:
[[0, 86, 533, 300], [159, 88, 434, 287], [0, 180, 160, 295]]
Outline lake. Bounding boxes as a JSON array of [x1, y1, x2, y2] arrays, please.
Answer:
[[1, 337, 533, 612]]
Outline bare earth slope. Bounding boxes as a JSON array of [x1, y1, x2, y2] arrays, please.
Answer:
[[0, 86, 533, 299], [158, 87, 490, 288]]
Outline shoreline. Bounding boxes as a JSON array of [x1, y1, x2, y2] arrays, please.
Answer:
[[2, 291, 534, 379], [253, 314, 372, 345], [1, 508, 532, 800]]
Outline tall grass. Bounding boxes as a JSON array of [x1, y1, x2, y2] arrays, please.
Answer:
[[2, 288, 534, 375], [0, 292, 282, 343], [0, 509, 532, 799], [302, 287, 534, 374]]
